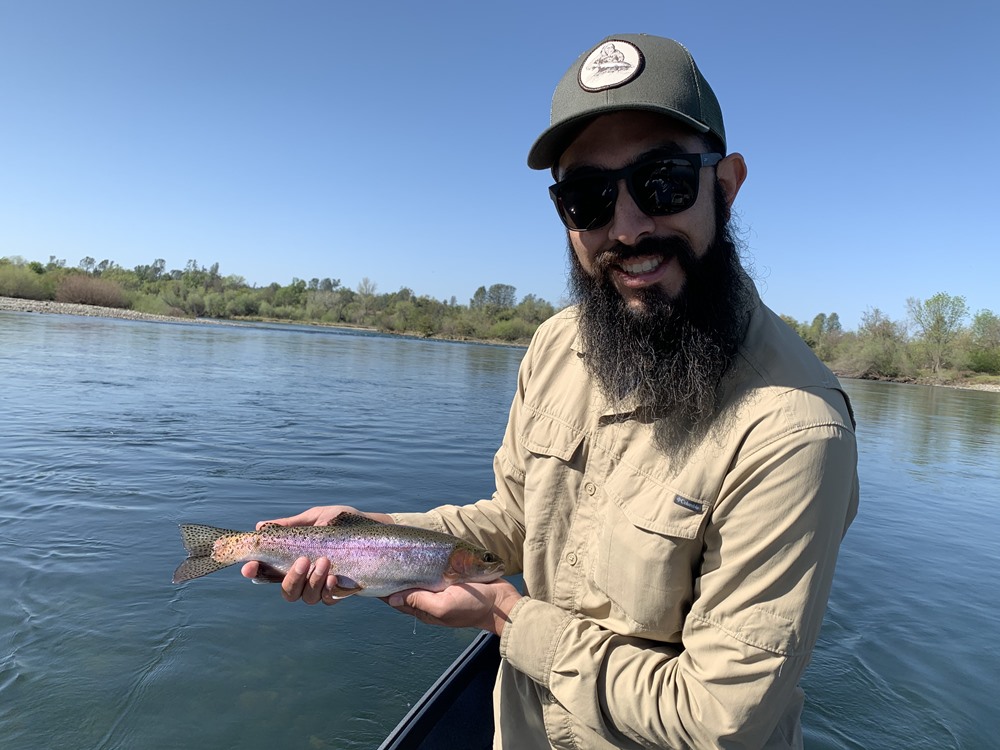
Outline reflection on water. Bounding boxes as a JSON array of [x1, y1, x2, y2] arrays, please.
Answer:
[[856, 380, 1000, 471], [1, 313, 997, 749], [801, 379, 1000, 750]]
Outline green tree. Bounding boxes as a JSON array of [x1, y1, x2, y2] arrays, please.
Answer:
[[906, 292, 969, 374], [485, 283, 517, 309], [470, 285, 487, 309], [968, 309, 1000, 374], [852, 307, 910, 379]]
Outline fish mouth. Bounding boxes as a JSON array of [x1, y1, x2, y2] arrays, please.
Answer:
[[472, 558, 506, 582]]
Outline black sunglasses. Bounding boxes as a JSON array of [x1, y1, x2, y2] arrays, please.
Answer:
[[549, 152, 723, 231]]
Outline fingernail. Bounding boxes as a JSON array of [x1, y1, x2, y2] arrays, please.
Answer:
[[388, 594, 403, 607]]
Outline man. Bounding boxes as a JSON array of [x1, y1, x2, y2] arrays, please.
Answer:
[[243, 34, 859, 749]]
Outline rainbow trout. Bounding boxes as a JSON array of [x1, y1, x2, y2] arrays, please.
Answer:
[[172, 513, 505, 598]]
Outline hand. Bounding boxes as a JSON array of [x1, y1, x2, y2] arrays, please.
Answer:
[[239, 505, 394, 605], [387, 579, 522, 636]]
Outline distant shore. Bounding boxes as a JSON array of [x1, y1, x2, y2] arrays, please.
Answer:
[[0, 295, 518, 347], [4, 295, 998, 392], [0, 295, 231, 325]]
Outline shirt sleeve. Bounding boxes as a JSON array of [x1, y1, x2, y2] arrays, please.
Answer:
[[500, 422, 858, 749]]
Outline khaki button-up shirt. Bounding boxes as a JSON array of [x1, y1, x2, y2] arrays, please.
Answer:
[[394, 292, 859, 749]]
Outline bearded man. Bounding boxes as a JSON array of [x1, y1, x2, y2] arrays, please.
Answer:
[[245, 34, 859, 750]]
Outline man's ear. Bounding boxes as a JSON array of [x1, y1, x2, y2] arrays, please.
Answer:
[[716, 152, 747, 209]]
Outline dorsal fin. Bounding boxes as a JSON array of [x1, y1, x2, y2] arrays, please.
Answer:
[[326, 512, 382, 528]]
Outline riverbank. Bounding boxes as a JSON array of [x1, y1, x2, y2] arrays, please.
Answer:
[[0, 295, 525, 348], [0, 295, 233, 325], [4, 295, 998, 392]]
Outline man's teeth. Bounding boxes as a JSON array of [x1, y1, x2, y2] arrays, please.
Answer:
[[620, 258, 661, 275]]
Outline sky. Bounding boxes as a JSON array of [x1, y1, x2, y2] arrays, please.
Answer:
[[1, 0, 998, 330]]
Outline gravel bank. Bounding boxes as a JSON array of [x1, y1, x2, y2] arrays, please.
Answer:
[[0, 296, 229, 325]]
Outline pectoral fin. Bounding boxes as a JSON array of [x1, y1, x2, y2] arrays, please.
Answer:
[[327, 575, 363, 598], [250, 563, 287, 584]]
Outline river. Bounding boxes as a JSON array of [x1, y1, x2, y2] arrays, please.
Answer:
[[1, 310, 997, 749]]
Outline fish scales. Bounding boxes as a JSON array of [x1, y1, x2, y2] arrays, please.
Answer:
[[173, 513, 505, 598]]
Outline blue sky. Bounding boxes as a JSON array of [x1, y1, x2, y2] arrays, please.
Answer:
[[2, 1, 997, 330]]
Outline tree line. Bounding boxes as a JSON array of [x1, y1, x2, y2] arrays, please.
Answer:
[[2, 255, 997, 379], [0, 255, 555, 344], [780, 292, 1000, 380]]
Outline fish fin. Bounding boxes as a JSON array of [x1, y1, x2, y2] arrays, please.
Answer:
[[174, 524, 240, 583], [177, 523, 237, 557], [172, 555, 236, 583], [327, 582, 364, 599], [250, 563, 286, 584], [326, 512, 382, 528]]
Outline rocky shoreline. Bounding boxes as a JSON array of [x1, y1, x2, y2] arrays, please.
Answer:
[[0, 296, 229, 325]]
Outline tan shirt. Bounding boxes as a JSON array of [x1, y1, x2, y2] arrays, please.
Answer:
[[394, 292, 859, 749]]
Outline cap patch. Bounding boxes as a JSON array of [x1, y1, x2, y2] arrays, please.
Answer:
[[578, 40, 644, 92]]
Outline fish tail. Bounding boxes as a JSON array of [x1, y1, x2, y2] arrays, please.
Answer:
[[172, 524, 240, 583]]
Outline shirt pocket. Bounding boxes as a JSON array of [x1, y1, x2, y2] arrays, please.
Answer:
[[591, 464, 709, 634], [518, 405, 585, 462], [517, 407, 586, 553]]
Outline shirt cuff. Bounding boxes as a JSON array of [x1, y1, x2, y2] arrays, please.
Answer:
[[500, 596, 574, 688]]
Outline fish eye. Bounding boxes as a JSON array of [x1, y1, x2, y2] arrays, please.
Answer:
[[483, 552, 498, 563]]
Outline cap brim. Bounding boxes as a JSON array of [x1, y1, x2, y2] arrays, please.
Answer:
[[527, 104, 712, 171]]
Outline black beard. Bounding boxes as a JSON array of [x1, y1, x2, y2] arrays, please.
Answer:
[[568, 184, 753, 449]]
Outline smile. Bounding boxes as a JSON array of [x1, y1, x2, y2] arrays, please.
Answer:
[[619, 257, 663, 276]]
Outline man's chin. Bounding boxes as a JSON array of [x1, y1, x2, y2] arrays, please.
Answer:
[[613, 280, 685, 317]]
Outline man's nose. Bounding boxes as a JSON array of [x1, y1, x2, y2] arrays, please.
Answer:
[[607, 180, 655, 246]]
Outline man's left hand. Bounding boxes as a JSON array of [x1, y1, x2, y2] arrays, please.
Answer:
[[387, 579, 522, 636]]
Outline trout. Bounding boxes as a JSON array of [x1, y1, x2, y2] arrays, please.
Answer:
[[172, 513, 505, 598]]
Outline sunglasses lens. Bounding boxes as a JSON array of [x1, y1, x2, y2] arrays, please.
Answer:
[[551, 155, 710, 230], [630, 158, 699, 215], [555, 175, 616, 231]]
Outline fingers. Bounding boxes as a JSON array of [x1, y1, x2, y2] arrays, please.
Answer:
[[254, 505, 359, 531], [280, 556, 313, 602], [303, 557, 332, 605], [278, 556, 341, 606]]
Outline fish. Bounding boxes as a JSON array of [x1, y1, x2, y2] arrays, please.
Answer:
[[172, 512, 505, 598]]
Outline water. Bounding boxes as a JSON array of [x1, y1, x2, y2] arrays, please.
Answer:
[[1, 312, 997, 749]]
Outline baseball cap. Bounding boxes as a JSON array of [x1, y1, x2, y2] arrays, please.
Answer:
[[527, 34, 726, 170]]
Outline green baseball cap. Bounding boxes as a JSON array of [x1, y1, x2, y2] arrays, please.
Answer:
[[527, 34, 726, 170]]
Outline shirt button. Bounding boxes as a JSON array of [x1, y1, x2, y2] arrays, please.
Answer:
[[565, 552, 578, 566], [584, 481, 597, 495]]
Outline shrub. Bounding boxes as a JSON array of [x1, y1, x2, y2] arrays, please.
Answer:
[[968, 349, 1000, 375], [0, 265, 50, 299], [488, 317, 534, 342], [55, 275, 129, 308], [131, 294, 183, 317]]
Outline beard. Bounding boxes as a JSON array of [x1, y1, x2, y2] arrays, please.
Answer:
[[568, 183, 754, 449]]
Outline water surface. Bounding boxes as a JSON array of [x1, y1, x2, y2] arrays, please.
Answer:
[[1, 311, 997, 749]]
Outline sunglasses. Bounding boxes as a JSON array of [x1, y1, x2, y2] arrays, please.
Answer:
[[549, 152, 723, 231]]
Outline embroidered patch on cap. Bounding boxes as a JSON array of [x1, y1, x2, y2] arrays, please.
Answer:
[[674, 495, 705, 514], [578, 40, 644, 92]]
